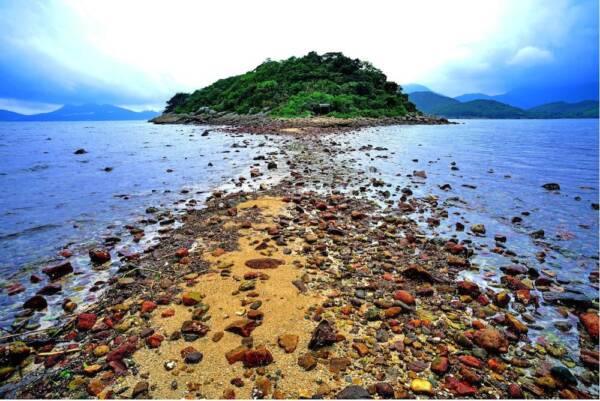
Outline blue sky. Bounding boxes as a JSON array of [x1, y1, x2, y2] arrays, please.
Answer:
[[0, 0, 597, 113]]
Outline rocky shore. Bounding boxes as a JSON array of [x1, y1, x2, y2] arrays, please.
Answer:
[[150, 112, 451, 135], [0, 127, 598, 399]]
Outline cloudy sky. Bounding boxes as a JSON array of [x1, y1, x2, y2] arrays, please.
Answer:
[[0, 0, 597, 113]]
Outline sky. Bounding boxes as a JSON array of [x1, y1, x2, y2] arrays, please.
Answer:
[[0, 0, 597, 113]]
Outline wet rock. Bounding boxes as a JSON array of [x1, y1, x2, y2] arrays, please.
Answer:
[[531, 229, 545, 239], [36, 283, 61, 295], [542, 183, 560, 191], [89, 249, 111, 264], [278, 334, 299, 353], [504, 313, 528, 334], [393, 290, 415, 305], [543, 291, 595, 308], [550, 366, 577, 386], [374, 382, 395, 399], [471, 224, 486, 235], [245, 258, 284, 269], [410, 379, 433, 394], [7, 283, 25, 296], [225, 319, 256, 337], [473, 328, 508, 353], [445, 377, 477, 396], [42, 261, 73, 280], [74, 148, 88, 155], [457, 280, 479, 296], [431, 356, 450, 375], [337, 385, 372, 399], [77, 313, 97, 331], [23, 295, 47, 310], [579, 312, 599, 339], [507, 383, 523, 398], [308, 320, 337, 349], [87, 379, 105, 396]]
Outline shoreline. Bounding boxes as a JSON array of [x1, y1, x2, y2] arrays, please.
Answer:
[[0, 128, 598, 399], [150, 113, 452, 135]]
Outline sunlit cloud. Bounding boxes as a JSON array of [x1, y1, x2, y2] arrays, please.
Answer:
[[507, 46, 554, 67]]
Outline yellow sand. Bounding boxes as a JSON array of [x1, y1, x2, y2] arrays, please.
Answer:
[[124, 197, 329, 398]]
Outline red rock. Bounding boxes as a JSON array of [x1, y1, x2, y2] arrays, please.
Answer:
[[161, 308, 175, 318], [382, 273, 393, 281], [580, 349, 599, 368], [245, 258, 284, 269], [247, 310, 264, 320], [146, 334, 164, 348], [475, 294, 490, 306], [458, 355, 482, 368], [106, 340, 137, 364], [140, 300, 157, 313], [385, 307, 403, 318], [225, 346, 247, 364], [59, 249, 73, 258], [393, 290, 415, 305], [30, 274, 42, 283], [77, 313, 97, 331], [430, 357, 449, 375], [444, 376, 477, 396], [225, 319, 256, 337], [181, 291, 202, 306], [515, 289, 531, 304], [243, 346, 273, 368], [181, 320, 209, 337], [472, 328, 508, 353], [89, 249, 110, 264], [175, 247, 189, 258], [487, 358, 506, 372], [42, 261, 73, 280], [507, 383, 523, 399], [7, 283, 25, 296], [459, 366, 482, 384], [579, 312, 599, 339], [457, 280, 480, 295], [37, 284, 61, 295]]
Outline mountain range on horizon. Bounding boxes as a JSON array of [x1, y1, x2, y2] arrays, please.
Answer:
[[0, 103, 159, 122], [402, 81, 599, 109]]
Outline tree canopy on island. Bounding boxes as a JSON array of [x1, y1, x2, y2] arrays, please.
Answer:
[[165, 52, 417, 118]]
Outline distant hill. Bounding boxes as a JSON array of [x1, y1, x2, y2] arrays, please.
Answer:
[[527, 100, 599, 119], [454, 82, 599, 108], [0, 104, 159, 121], [409, 91, 598, 119], [401, 83, 432, 94]]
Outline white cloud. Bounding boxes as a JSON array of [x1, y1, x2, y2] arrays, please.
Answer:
[[507, 46, 555, 67]]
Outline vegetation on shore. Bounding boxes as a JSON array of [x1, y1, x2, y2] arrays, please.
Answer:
[[164, 52, 417, 118]]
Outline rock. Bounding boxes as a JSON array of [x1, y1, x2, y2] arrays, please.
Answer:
[[298, 353, 317, 371], [175, 247, 189, 258], [458, 355, 482, 368], [329, 357, 351, 373], [393, 290, 415, 305], [579, 312, 599, 339], [225, 319, 256, 337], [74, 148, 88, 155], [23, 295, 48, 310], [146, 334, 164, 348], [543, 291, 594, 308], [542, 183, 560, 191], [36, 284, 61, 296], [531, 229, 545, 239], [507, 383, 523, 398], [225, 346, 248, 365], [471, 224, 486, 235], [473, 328, 508, 353], [93, 344, 109, 357], [337, 385, 372, 399], [267, 161, 277, 170], [140, 300, 157, 313], [402, 265, 442, 283], [430, 356, 449, 375], [77, 313, 97, 331], [410, 379, 433, 394], [278, 334, 299, 353], [7, 283, 25, 296], [89, 249, 111, 264], [445, 377, 477, 396], [494, 291, 511, 307], [132, 381, 149, 398], [352, 342, 369, 356], [457, 280, 479, 295], [308, 320, 337, 349], [447, 255, 467, 267], [384, 307, 402, 318], [180, 320, 209, 338], [254, 376, 271, 397], [181, 291, 202, 306], [87, 379, 105, 396], [550, 366, 577, 386], [42, 261, 73, 280], [374, 382, 395, 399], [505, 313, 528, 334], [413, 170, 427, 179], [184, 351, 203, 364], [245, 258, 284, 269], [83, 364, 102, 376], [243, 346, 273, 368]]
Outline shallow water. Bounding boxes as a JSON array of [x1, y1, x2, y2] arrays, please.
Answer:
[[0, 121, 284, 329]]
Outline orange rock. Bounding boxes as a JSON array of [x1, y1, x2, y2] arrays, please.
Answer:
[[385, 307, 403, 318], [394, 290, 415, 305], [161, 308, 175, 318], [175, 247, 189, 258], [352, 342, 369, 357], [140, 300, 157, 313], [580, 312, 599, 339], [212, 248, 226, 257]]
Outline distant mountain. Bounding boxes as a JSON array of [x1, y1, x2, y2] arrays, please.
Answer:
[[0, 109, 25, 121], [409, 91, 598, 119], [527, 100, 599, 118], [0, 104, 159, 121], [454, 82, 599, 108], [401, 83, 432, 94]]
